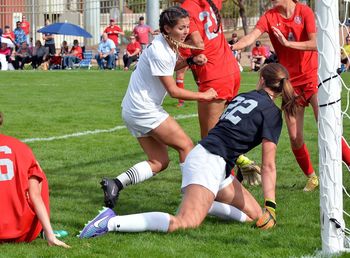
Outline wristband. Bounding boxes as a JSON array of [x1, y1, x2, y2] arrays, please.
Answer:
[[264, 199, 276, 210], [186, 56, 195, 66]]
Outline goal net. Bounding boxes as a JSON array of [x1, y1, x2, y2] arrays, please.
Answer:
[[316, 0, 350, 254]]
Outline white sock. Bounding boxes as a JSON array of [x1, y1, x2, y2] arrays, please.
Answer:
[[107, 212, 170, 232], [115, 161, 153, 188], [208, 201, 247, 222]]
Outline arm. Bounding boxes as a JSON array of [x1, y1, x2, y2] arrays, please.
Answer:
[[187, 31, 205, 50], [260, 139, 277, 202], [232, 28, 262, 51], [159, 75, 217, 101], [28, 176, 70, 248], [175, 53, 207, 71], [272, 27, 317, 51], [130, 48, 141, 57]]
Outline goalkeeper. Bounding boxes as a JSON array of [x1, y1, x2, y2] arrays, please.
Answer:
[[79, 63, 296, 238]]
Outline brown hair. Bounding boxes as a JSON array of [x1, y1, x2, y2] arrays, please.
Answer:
[[260, 63, 297, 117], [207, 0, 221, 33]]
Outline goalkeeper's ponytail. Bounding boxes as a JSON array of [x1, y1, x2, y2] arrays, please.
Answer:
[[206, 0, 221, 33], [260, 63, 297, 117]]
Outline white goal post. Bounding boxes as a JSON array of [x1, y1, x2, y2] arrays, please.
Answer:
[[316, 0, 345, 254]]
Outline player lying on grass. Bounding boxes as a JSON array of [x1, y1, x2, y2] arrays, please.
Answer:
[[0, 113, 70, 248], [79, 63, 297, 238], [100, 6, 218, 209]]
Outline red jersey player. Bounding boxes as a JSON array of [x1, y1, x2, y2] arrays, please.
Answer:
[[176, 0, 261, 185], [232, 0, 350, 191], [0, 113, 69, 247], [104, 18, 124, 47]]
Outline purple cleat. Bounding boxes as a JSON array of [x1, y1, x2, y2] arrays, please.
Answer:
[[78, 207, 116, 239]]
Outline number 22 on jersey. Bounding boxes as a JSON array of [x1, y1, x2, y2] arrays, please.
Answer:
[[220, 96, 258, 125], [199, 7, 220, 40], [0, 146, 14, 181]]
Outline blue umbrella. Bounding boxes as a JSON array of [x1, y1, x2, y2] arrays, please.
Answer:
[[37, 22, 93, 38]]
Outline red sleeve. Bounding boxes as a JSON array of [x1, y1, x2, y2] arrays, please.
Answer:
[[252, 47, 258, 56], [27, 150, 45, 182], [116, 26, 123, 32], [103, 27, 108, 33], [303, 5, 316, 34], [262, 47, 268, 57], [255, 13, 269, 34], [136, 42, 141, 49]]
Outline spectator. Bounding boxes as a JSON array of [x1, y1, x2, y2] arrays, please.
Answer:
[[123, 35, 141, 71], [14, 21, 27, 50], [14, 42, 32, 70], [250, 40, 268, 71], [228, 32, 241, 63], [3, 25, 15, 43], [104, 18, 124, 48], [59, 41, 69, 56], [62, 39, 83, 69], [341, 35, 350, 71], [95, 33, 116, 70], [31, 40, 49, 69], [133, 16, 156, 50], [42, 19, 56, 56], [0, 42, 12, 70], [21, 15, 30, 44]]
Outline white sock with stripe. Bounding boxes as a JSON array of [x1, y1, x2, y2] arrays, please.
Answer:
[[115, 161, 153, 189]]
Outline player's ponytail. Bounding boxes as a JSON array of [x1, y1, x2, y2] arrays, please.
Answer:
[[206, 0, 221, 33], [260, 63, 297, 117]]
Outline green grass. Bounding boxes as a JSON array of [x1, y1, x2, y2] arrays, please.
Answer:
[[0, 70, 350, 258]]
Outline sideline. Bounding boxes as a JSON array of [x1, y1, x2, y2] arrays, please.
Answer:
[[22, 113, 198, 143]]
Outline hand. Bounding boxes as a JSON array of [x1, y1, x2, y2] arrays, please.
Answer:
[[46, 234, 70, 248], [272, 26, 289, 47], [236, 164, 261, 186], [200, 88, 218, 101], [256, 200, 276, 230], [193, 54, 207, 65]]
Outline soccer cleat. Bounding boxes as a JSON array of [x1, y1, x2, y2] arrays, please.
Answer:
[[236, 155, 261, 186], [303, 175, 319, 192], [78, 207, 116, 239], [101, 178, 120, 209]]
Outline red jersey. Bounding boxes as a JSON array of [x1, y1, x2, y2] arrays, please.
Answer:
[[126, 41, 141, 54], [3, 32, 15, 42], [70, 45, 83, 59], [255, 3, 318, 87], [133, 24, 152, 44], [21, 21, 30, 35], [181, 0, 239, 83], [104, 25, 123, 46], [252, 46, 268, 58], [0, 134, 49, 241]]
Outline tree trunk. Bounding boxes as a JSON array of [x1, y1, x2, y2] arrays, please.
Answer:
[[237, 0, 248, 35]]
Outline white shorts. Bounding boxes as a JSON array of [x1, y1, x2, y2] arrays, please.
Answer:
[[181, 144, 234, 197], [122, 108, 169, 138]]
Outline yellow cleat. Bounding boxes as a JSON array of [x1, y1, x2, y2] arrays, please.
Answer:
[[303, 175, 319, 192]]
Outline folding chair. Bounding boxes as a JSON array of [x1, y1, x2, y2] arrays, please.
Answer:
[[78, 50, 93, 69]]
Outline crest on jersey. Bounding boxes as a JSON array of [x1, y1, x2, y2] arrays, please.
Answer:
[[294, 16, 302, 24]]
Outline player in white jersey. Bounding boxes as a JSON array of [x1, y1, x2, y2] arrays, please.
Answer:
[[79, 63, 298, 238], [101, 6, 217, 209]]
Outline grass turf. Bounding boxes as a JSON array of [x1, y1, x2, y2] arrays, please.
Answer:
[[0, 70, 349, 257]]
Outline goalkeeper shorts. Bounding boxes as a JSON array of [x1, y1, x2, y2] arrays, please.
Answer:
[[181, 144, 234, 196]]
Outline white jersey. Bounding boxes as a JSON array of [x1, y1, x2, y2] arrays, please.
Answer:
[[121, 34, 177, 114]]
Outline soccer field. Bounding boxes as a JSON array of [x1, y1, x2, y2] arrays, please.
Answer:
[[1, 70, 350, 258]]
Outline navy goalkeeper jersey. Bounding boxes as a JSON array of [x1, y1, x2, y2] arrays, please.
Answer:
[[199, 90, 282, 173]]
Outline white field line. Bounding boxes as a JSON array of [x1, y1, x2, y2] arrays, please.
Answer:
[[21, 113, 198, 143]]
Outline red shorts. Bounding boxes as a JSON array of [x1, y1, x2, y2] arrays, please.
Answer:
[[0, 177, 50, 243], [294, 81, 318, 107], [198, 73, 241, 102]]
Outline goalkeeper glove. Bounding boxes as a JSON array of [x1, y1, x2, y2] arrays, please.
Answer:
[[255, 199, 276, 230], [236, 155, 261, 186]]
